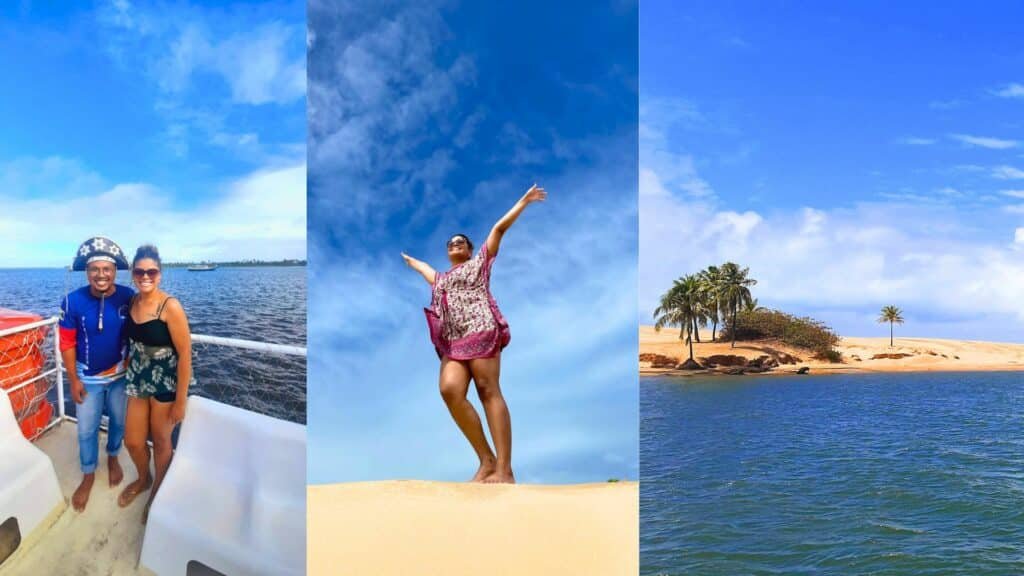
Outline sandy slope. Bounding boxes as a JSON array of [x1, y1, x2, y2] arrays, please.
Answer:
[[307, 480, 638, 576], [640, 325, 1024, 375]]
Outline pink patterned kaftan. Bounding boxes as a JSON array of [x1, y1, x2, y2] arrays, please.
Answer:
[[424, 244, 511, 360]]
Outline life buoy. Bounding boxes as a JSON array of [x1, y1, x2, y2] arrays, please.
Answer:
[[0, 309, 51, 439], [19, 400, 52, 439]]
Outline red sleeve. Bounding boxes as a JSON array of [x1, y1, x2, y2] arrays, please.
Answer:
[[59, 326, 77, 352]]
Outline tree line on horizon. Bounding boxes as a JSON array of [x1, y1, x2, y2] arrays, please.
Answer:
[[163, 259, 307, 268]]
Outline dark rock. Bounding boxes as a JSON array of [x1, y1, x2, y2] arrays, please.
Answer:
[[871, 353, 913, 360], [676, 358, 703, 370], [796, 366, 810, 374], [640, 353, 679, 368], [776, 352, 802, 365], [703, 354, 748, 367]]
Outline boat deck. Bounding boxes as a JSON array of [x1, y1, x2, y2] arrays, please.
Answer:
[[2, 421, 155, 575]]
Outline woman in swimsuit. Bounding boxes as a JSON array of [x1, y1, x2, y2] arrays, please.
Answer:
[[117, 245, 194, 519], [402, 184, 547, 483]]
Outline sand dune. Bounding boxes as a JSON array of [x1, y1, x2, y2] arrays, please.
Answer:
[[640, 325, 1024, 375], [307, 480, 638, 575]]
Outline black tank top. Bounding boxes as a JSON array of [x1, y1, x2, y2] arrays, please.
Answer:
[[126, 296, 175, 348]]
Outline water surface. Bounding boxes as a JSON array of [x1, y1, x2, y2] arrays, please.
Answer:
[[641, 373, 1024, 575], [0, 267, 306, 423]]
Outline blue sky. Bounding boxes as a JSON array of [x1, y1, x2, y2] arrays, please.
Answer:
[[307, 0, 638, 484], [0, 1, 305, 267], [641, 1, 1024, 341]]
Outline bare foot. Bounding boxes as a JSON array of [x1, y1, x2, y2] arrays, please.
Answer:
[[72, 473, 95, 512], [483, 469, 516, 484], [117, 475, 152, 508], [108, 457, 124, 487], [470, 458, 497, 482]]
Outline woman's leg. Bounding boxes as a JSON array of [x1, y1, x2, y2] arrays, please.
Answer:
[[440, 357, 497, 481], [469, 354, 514, 483], [144, 397, 176, 521], [118, 396, 153, 507]]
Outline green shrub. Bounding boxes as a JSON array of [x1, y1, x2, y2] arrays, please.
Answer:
[[719, 308, 842, 361]]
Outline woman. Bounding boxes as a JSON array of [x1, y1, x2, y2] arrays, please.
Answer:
[[117, 244, 193, 520], [402, 183, 546, 483]]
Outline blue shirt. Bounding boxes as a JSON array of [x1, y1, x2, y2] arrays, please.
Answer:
[[59, 284, 134, 383]]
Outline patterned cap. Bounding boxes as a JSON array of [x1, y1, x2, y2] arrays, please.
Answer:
[[72, 236, 130, 271]]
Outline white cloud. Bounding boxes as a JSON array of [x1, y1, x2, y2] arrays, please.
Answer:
[[157, 22, 305, 106], [640, 101, 1024, 338], [640, 100, 716, 200], [306, 2, 637, 483], [951, 134, 1019, 149], [641, 174, 1024, 337], [309, 155, 638, 483], [897, 137, 936, 146], [99, 1, 306, 105], [1001, 189, 1024, 199], [95, 1, 305, 163], [97, 0, 155, 35], [993, 165, 1024, 180], [308, 4, 478, 235], [993, 83, 1024, 99], [0, 159, 306, 267], [0, 156, 106, 199]]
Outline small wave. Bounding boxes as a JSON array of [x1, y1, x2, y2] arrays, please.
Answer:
[[872, 521, 927, 534]]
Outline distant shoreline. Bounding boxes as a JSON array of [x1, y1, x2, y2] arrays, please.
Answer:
[[639, 325, 1024, 377], [164, 260, 307, 268]]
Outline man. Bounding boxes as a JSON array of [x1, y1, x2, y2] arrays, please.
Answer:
[[59, 236, 134, 511]]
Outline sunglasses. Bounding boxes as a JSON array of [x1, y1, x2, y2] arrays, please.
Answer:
[[132, 268, 161, 279], [447, 238, 468, 248]]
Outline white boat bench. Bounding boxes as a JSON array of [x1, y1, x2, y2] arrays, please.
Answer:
[[140, 395, 306, 576], [0, 390, 63, 568]]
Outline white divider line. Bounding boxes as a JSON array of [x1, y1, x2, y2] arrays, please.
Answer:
[[191, 334, 307, 356]]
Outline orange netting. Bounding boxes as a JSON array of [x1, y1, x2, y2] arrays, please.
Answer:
[[0, 309, 58, 439]]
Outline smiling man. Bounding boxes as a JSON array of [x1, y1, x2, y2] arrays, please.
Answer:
[[58, 236, 135, 511]]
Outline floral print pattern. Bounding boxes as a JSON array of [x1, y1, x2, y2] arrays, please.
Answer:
[[125, 341, 189, 398], [424, 244, 511, 360]]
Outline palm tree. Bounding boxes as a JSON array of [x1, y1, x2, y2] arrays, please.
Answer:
[[877, 305, 904, 347], [653, 275, 702, 362], [719, 262, 757, 349], [698, 266, 722, 341], [742, 298, 765, 313]]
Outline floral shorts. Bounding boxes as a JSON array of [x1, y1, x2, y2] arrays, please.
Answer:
[[125, 341, 182, 400]]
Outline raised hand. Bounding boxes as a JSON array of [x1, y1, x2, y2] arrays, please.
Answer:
[[523, 183, 547, 204]]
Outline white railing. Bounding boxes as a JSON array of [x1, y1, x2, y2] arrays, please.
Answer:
[[1, 316, 306, 439]]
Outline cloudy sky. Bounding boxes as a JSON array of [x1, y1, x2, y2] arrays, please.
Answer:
[[307, 0, 638, 483], [641, 1, 1024, 341], [0, 1, 306, 267]]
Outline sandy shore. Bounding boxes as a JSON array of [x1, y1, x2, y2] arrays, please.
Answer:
[[307, 480, 638, 576], [640, 325, 1024, 375]]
